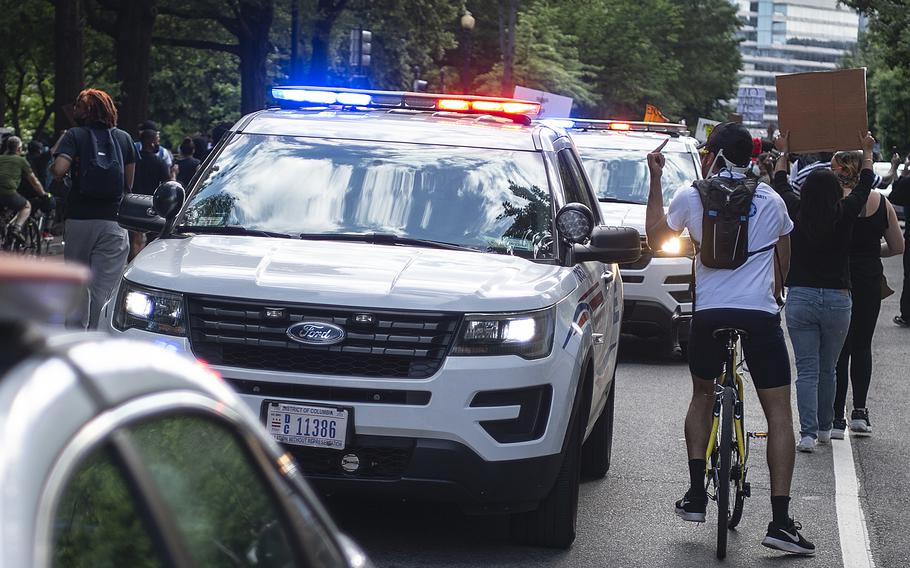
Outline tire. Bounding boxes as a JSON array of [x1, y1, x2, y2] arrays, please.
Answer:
[[23, 221, 41, 256], [510, 401, 582, 549], [716, 386, 734, 560], [728, 413, 747, 529], [581, 377, 615, 479]]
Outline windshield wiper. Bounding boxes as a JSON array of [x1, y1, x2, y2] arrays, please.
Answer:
[[298, 232, 479, 252], [598, 197, 644, 205], [177, 225, 294, 239]]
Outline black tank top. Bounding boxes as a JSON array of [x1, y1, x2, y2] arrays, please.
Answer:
[[850, 195, 888, 279]]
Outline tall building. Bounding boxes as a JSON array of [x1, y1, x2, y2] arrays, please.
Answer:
[[733, 0, 863, 129]]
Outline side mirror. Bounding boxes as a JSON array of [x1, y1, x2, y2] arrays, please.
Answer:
[[118, 193, 165, 233], [152, 181, 185, 219], [556, 203, 595, 244], [572, 226, 641, 264]]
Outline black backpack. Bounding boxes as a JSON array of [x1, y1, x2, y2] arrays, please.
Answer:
[[74, 127, 124, 200], [693, 176, 773, 269]]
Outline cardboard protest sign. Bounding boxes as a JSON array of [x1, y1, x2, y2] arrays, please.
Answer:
[[695, 118, 721, 143], [513, 86, 573, 118], [643, 104, 669, 123], [775, 69, 867, 153]]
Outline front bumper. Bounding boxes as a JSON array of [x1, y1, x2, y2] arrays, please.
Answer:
[[97, 325, 584, 463], [620, 256, 692, 340], [285, 435, 564, 513]]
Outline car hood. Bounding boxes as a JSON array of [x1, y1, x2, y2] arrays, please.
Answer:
[[598, 202, 646, 232], [123, 236, 577, 312]]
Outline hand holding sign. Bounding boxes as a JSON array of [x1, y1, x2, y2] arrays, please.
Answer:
[[647, 139, 668, 178], [773, 131, 790, 154], [860, 131, 875, 155]]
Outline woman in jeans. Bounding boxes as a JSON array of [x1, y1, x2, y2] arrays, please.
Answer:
[[772, 131, 876, 453], [832, 151, 904, 438]]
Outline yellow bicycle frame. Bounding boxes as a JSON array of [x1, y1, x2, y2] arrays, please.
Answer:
[[705, 345, 747, 474]]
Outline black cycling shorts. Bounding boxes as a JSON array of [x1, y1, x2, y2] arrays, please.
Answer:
[[688, 308, 791, 389], [0, 191, 27, 212]]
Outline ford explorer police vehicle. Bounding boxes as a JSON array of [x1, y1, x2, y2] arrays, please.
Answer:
[[101, 86, 640, 548], [553, 119, 700, 357]]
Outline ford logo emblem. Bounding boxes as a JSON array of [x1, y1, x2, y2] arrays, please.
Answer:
[[286, 321, 346, 346]]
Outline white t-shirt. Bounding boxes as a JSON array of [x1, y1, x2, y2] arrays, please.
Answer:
[[666, 172, 793, 314]]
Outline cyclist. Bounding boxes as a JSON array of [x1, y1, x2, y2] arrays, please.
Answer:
[[0, 136, 49, 242], [645, 122, 815, 555]]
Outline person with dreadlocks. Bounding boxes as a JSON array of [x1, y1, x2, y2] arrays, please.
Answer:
[[50, 89, 137, 329]]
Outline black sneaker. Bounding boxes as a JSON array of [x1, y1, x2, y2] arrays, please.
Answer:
[[895, 315, 910, 328], [7, 224, 23, 243], [832, 419, 847, 440], [850, 408, 872, 434], [762, 518, 816, 555], [675, 490, 707, 523]]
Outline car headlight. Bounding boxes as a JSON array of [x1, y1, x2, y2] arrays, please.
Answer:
[[113, 280, 186, 336], [452, 308, 554, 359], [654, 236, 695, 258]]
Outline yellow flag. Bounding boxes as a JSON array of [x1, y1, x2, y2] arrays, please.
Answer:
[[643, 104, 669, 123]]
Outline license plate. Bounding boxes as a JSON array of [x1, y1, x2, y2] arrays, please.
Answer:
[[266, 402, 349, 450]]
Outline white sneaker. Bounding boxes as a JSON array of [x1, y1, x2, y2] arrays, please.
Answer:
[[817, 430, 831, 443], [797, 436, 816, 453]]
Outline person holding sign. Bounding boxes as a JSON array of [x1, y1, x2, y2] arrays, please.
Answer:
[[647, 123, 814, 556], [771, 131, 876, 453]]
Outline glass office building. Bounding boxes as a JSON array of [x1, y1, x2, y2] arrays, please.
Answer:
[[732, 0, 863, 129]]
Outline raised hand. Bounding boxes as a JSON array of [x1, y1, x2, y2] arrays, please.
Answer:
[[773, 131, 790, 154], [860, 131, 876, 154], [647, 139, 668, 177]]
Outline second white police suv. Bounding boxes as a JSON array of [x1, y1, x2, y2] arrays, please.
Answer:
[[100, 87, 641, 548]]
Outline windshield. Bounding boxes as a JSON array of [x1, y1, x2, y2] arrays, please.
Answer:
[[579, 148, 698, 205], [179, 134, 554, 259]]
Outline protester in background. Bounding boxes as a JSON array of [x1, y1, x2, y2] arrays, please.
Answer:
[[50, 88, 136, 330], [134, 120, 173, 171], [790, 150, 896, 193], [174, 137, 200, 187], [832, 151, 904, 438], [773, 131, 876, 453], [0, 136, 48, 241], [25, 140, 51, 190], [192, 134, 210, 161], [889, 154, 910, 328], [129, 128, 172, 260]]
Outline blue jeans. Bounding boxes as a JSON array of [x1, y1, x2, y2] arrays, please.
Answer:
[[785, 287, 852, 438]]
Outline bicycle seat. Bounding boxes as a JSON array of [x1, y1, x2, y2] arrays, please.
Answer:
[[712, 328, 749, 340]]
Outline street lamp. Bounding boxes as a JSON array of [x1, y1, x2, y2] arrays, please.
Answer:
[[461, 10, 475, 93]]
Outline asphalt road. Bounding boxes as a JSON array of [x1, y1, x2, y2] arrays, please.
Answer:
[[324, 255, 909, 567]]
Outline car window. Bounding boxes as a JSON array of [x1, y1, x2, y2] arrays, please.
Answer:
[[52, 448, 165, 568], [578, 148, 698, 205], [179, 134, 555, 259], [127, 414, 299, 567]]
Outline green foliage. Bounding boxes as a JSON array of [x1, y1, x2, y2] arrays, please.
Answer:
[[475, 2, 600, 106], [841, 2, 910, 155]]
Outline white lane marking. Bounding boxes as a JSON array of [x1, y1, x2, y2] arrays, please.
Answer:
[[832, 431, 875, 568]]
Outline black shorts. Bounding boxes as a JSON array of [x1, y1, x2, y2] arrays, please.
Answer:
[[0, 191, 27, 212], [688, 308, 791, 389]]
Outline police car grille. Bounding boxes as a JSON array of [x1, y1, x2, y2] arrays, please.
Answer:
[[187, 296, 460, 379]]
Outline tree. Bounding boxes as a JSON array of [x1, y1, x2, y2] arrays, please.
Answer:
[[475, 2, 599, 106], [53, 0, 85, 136], [156, 0, 274, 115], [307, 0, 348, 85], [841, 1, 910, 154], [667, 0, 742, 126], [85, 0, 159, 136], [496, 0, 518, 96]]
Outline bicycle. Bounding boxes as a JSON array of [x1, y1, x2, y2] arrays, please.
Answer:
[[1, 205, 49, 256], [704, 328, 766, 559]]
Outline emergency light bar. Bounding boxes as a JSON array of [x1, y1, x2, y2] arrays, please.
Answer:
[[271, 85, 541, 121], [540, 118, 689, 135]]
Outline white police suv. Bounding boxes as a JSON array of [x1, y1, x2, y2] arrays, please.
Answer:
[[555, 120, 700, 356], [101, 86, 640, 548]]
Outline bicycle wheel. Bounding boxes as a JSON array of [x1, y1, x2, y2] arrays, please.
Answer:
[[23, 220, 41, 256], [728, 414, 747, 529], [716, 385, 734, 559]]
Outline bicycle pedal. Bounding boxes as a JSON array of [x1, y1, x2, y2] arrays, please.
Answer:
[[749, 431, 768, 438]]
